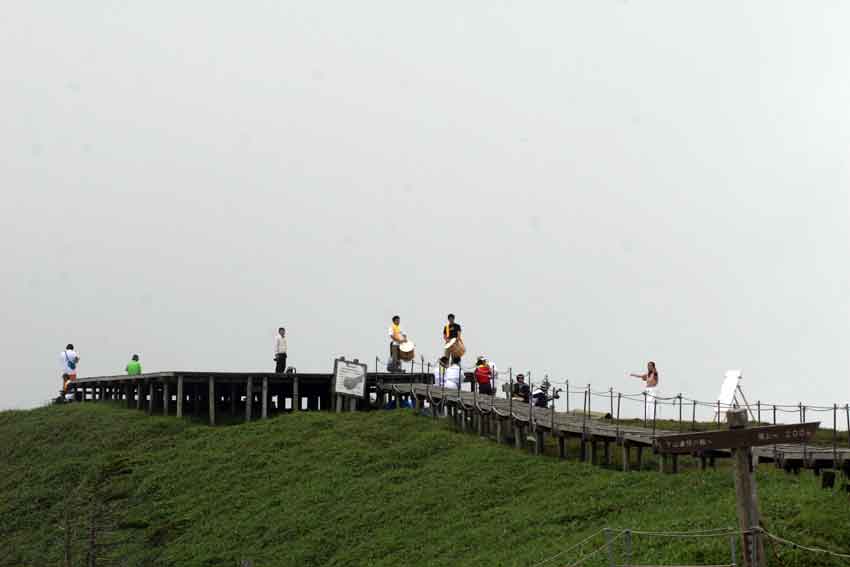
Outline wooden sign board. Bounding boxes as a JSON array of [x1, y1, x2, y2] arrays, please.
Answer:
[[655, 422, 820, 454], [332, 358, 368, 399]]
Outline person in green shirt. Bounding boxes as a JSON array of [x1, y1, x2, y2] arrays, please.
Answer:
[[126, 354, 142, 376]]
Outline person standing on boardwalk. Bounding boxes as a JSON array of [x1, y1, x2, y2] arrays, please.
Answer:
[[125, 354, 142, 376], [434, 356, 461, 391], [631, 361, 660, 417], [274, 327, 288, 373], [474, 355, 493, 395], [441, 313, 463, 365], [61, 344, 79, 393], [387, 315, 406, 372]]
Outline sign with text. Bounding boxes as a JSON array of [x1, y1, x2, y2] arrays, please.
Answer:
[[332, 358, 368, 399], [655, 422, 820, 454]]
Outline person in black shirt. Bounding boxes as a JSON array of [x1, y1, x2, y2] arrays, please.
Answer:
[[513, 373, 530, 402], [442, 313, 463, 365]]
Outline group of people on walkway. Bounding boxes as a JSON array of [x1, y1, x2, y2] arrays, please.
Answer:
[[58, 344, 144, 401]]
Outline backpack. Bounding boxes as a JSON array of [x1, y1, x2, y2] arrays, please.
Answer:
[[65, 352, 77, 371]]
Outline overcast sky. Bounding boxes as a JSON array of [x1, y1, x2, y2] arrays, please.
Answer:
[[2, 1, 848, 415]]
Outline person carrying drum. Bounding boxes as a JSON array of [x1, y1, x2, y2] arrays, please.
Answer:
[[388, 315, 406, 372], [442, 313, 463, 365], [474, 355, 493, 395]]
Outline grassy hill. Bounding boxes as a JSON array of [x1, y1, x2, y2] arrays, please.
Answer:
[[1, 404, 849, 566]]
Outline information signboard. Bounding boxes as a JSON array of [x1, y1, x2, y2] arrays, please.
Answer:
[[655, 421, 819, 454], [332, 357, 367, 399]]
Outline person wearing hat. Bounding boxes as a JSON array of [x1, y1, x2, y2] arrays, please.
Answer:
[[474, 355, 493, 395]]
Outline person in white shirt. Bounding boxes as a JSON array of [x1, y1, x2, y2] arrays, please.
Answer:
[[274, 328, 288, 373], [387, 315, 406, 372], [630, 361, 660, 418], [433, 356, 461, 390], [61, 344, 80, 393]]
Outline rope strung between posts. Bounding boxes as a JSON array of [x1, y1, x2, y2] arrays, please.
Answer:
[[562, 531, 625, 567], [528, 528, 607, 567], [375, 354, 850, 428], [625, 527, 740, 537], [759, 528, 850, 559]]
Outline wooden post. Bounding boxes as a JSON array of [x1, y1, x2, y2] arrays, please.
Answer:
[[658, 453, 666, 473], [262, 377, 269, 419], [622, 444, 630, 472], [349, 397, 357, 412], [136, 382, 143, 410], [591, 440, 599, 465], [163, 382, 169, 416], [514, 424, 523, 449], [230, 383, 237, 416], [293, 376, 300, 412], [558, 435, 566, 459], [245, 378, 253, 422], [208, 376, 216, 426], [728, 409, 764, 567], [636, 446, 644, 470], [147, 382, 154, 415], [603, 441, 611, 466], [335, 394, 343, 413], [176, 376, 184, 418]]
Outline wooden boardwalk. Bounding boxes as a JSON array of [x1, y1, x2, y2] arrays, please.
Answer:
[[381, 382, 850, 474], [70, 371, 850, 474], [73, 371, 431, 424]]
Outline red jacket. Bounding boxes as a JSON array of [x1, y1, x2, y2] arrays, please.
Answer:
[[474, 365, 492, 385]]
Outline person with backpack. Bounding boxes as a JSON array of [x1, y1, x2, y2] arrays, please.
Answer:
[[61, 344, 80, 393], [474, 355, 493, 395]]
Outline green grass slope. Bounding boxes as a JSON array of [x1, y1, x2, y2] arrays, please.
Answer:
[[1, 404, 848, 566]]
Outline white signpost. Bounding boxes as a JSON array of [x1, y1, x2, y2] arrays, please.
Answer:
[[333, 357, 367, 411], [715, 369, 756, 422]]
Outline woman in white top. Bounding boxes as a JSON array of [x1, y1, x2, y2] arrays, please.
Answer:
[[630, 361, 660, 417]]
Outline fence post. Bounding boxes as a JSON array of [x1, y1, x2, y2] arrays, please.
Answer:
[[652, 399, 658, 437], [730, 534, 737, 567], [691, 399, 696, 431], [565, 380, 570, 413], [643, 392, 648, 425], [773, 405, 776, 425], [616, 393, 622, 440], [757, 400, 761, 424], [846, 404, 850, 449], [833, 404, 838, 469], [678, 394, 683, 432], [609, 387, 614, 417], [603, 528, 615, 567]]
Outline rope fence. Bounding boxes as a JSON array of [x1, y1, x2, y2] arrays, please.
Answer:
[[374, 354, 850, 437], [530, 525, 850, 567]]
